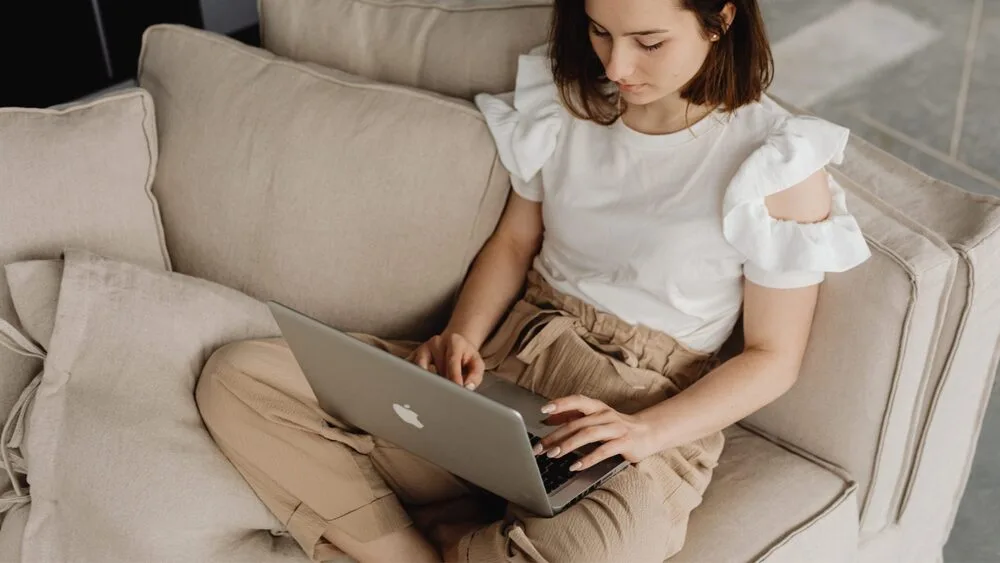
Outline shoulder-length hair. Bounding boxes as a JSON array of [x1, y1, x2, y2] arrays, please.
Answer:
[[549, 0, 774, 125]]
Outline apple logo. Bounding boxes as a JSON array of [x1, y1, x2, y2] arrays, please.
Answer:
[[393, 404, 423, 429]]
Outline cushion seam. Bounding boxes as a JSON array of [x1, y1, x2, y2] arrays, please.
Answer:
[[0, 89, 146, 116], [737, 422, 855, 484], [896, 251, 972, 519], [854, 234, 918, 533], [884, 249, 959, 521], [136, 91, 173, 272], [754, 482, 858, 562]]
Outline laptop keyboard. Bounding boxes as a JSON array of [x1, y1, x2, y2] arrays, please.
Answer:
[[529, 434, 582, 494]]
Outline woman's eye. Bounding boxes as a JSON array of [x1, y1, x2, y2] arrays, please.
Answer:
[[590, 26, 610, 37], [640, 41, 664, 52]]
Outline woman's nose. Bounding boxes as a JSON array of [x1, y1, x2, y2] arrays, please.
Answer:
[[604, 45, 635, 83]]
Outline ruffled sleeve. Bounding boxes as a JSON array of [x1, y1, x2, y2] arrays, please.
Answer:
[[473, 45, 564, 202], [723, 115, 872, 289]]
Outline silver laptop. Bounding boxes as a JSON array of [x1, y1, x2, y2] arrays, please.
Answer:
[[268, 300, 629, 517]]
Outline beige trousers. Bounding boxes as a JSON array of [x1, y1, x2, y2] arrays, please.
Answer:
[[196, 271, 725, 563]]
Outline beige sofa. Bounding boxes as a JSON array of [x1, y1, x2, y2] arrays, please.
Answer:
[[0, 2, 998, 562]]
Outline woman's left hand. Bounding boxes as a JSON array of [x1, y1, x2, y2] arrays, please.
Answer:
[[533, 395, 660, 472]]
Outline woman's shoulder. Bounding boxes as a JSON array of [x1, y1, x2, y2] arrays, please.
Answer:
[[719, 96, 870, 289], [472, 44, 568, 201], [725, 95, 852, 186], [726, 95, 844, 143]]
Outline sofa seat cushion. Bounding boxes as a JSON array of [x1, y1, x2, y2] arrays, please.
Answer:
[[674, 426, 859, 563]]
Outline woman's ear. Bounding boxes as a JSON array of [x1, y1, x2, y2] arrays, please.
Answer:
[[721, 2, 737, 32]]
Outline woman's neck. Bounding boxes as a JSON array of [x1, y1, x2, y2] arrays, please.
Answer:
[[623, 94, 716, 136]]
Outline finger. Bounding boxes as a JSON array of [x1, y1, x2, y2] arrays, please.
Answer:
[[552, 423, 626, 458], [429, 344, 448, 380], [464, 353, 485, 390], [534, 412, 615, 455], [570, 440, 626, 472], [447, 344, 466, 386], [441, 340, 463, 386], [541, 410, 586, 427], [411, 347, 431, 370], [541, 394, 607, 417]]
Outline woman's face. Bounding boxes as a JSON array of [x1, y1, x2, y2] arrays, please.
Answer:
[[585, 0, 718, 107]]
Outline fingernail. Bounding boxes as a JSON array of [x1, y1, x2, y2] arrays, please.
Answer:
[[541, 404, 555, 414], [547, 447, 561, 458], [570, 462, 582, 471], [532, 444, 544, 455], [465, 383, 476, 390]]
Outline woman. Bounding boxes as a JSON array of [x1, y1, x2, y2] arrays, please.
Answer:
[[196, 0, 871, 561]]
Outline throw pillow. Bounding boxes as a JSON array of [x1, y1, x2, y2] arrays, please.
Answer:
[[5, 260, 63, 350], [17, 249, 308, 563], [0, 89, 172, 495], [0, 504, 29, 560]]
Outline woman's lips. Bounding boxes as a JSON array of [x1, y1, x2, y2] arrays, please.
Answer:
[[618, 83, 646, 93]]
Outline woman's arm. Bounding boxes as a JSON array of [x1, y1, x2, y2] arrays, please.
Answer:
[[444, 192, 543, 349], [539, 280, 819, 467], [409, 191, 543, 388], [639, 280, 818, 450]]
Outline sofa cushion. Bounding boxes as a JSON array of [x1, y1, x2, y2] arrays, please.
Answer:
[[0, 89, 171, 497], [259, 0, 553, 100], [138, 24, 510, 341], [0, 503, 29, 561], [5, 260, 63, 350], [17, 250, 308, 563], [673, 426, 858, 563]]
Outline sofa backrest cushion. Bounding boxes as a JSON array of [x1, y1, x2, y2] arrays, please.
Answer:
[[138, 24, 510, 340], [258, 0, 553, 100]]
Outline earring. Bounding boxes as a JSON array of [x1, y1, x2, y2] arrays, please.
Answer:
[[710, 33, 720, 41]]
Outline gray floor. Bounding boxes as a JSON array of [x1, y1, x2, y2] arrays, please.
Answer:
[[760, 1, 1000, 561]]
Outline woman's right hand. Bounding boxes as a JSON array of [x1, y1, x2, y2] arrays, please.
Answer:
[[407, 332, 485, 390]]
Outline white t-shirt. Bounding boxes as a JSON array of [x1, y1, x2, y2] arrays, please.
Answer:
[[474, 46, 871, 352]]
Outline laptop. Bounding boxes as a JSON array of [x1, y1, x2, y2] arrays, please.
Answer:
[[268, 300, 630, 517]]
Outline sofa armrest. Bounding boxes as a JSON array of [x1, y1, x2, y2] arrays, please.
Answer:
[[741, 167, 958, 538], [833, 136, 1000, 559]]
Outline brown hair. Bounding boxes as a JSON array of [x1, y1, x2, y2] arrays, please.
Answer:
[[549, 0, 774, 125]]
